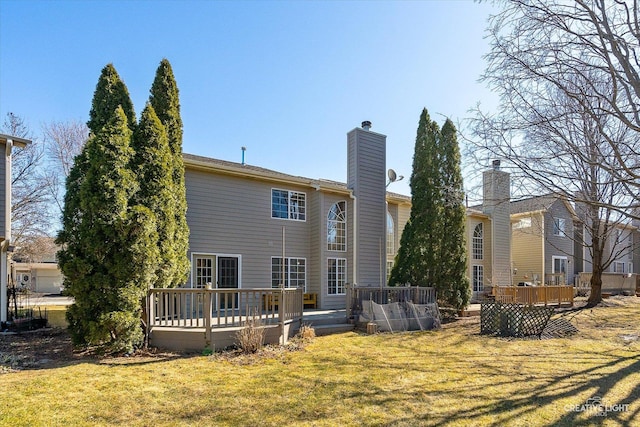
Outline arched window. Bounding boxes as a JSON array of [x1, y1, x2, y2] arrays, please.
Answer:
[[386, 211, 394, 255], [327, 201, 346, 251], [473, 223, 483, 260]]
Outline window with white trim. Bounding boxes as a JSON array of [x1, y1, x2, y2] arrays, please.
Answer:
[[327, 201, 346, 251], [553, 218, 566, 237], [327, 258, 346, 295], [272, 189, 306, 221], [473, 223, 483, 260], [386, 211, 394, 255], [193, 256, 214, 289], [271, 257, 306, 290], [512, 217, 532, 230], [613, 261, 626, 273], [473, 265, 484, 292]]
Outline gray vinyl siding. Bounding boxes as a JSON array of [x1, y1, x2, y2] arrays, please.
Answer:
[[0, 146, 5, 240], [185, 168, 312, 289], [347, 128, 386, 286], [308, 190, 322, 297], [544, 200, 574, 283], [482, 169, 511, 285]]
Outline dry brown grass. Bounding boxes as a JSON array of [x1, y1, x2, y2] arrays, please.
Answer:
[[1, 296, 639, 426]]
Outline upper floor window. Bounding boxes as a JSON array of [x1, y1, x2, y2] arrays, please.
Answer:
[[553, 218, 566, 237], [327, 201, 346, 251], [473, 223, 483, 260], [272, 189, 306, 221], [386, 211, 394, 256], [512, 217, 531, 230]]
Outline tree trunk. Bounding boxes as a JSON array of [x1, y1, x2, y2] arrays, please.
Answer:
[[586, 268, 603, 306]]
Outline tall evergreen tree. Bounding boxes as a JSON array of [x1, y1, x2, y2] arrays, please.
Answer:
[[389, 109, 442, 287], [132, 104, 176, 288], [148, 59, 190, 287], [389, 109, 470, 309], [438, 119, 470, 309], [58, 64, 136, 268], [59, 107, 158, 353], [88, 64, 137, 134]]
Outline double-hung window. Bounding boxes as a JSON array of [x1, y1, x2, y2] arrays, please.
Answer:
[[272, 189, 306, 221]]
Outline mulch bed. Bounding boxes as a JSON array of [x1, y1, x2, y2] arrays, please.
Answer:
[[0, 328, 76, 372]]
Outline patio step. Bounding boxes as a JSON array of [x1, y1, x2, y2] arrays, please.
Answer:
[[301, 310, 354, 336]]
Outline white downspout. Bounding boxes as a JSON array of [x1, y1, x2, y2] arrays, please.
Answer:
[[350, 191, 357, 286]]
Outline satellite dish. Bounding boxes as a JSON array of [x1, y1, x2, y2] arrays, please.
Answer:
[[388, 169, 397, 182]]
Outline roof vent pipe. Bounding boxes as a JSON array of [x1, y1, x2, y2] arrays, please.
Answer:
[[492, 159, 501, 170], [361, 121, 372, 131]]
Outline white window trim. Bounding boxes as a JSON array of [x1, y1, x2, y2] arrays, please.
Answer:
[[327, 257, 347, 296], [271, 256, 307, 291], [553, 218, 567, 237], [613, 261, 626, 274], [190, 252, 242, 289], [472, 265, 484, 293], [386, 211, 394, 256], [472, 223, 483, 260], [327, 201, 347, 252], [271, 188, 307, 222], [552, 256, 568, 274]]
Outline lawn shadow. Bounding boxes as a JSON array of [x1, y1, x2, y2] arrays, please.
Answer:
[[0, 327, 202, 372]]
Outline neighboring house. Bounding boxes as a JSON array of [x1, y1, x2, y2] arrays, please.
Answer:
[[183, 123, 514, 307], [0, 134, 31, 324], [578, 221, 636, 276], [510, 195, 577, 286], [12, 237, 64, 294]]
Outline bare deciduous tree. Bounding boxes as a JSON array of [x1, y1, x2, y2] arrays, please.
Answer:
[[1, 113, 52, 249], [466, 0, 640, 305], [41, 119, 87, 213]]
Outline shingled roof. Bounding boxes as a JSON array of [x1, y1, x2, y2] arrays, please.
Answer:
[[510, 194, 560, 214], [182, 152, 412, 203]]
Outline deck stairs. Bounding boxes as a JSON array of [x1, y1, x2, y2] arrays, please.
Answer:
[[302, 309, 354, 336]]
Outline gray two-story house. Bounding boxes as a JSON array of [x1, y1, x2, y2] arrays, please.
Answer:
[[183, 123, 412, 310]]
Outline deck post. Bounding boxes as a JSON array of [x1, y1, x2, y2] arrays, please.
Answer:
[[204, 284, 213, 350], [279, 288, 285, 345]]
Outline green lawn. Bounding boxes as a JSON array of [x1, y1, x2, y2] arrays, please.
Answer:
[[1, 297, 639, 426]]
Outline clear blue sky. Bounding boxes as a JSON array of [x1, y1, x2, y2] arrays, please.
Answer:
[[1, 0, 498, 198]]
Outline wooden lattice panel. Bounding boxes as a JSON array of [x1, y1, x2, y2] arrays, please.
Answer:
[[481, 302, 554, 338]]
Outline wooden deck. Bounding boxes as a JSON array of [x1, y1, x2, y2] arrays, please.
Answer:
[[492, 285, 574, 306], [147, 287, 304, 351]]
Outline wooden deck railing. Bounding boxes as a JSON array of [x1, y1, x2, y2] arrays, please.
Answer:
[[147, 287, 304, 330], [492, 285, 573, 306], [346, 285, 436, 319]]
